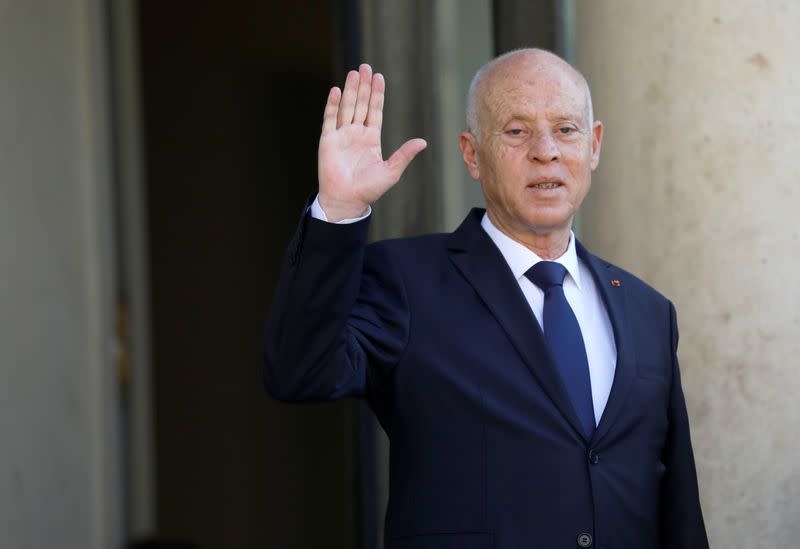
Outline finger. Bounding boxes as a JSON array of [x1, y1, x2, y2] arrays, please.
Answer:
[[352, 64, 373, 125], [321, 86, 341, 136], [337, 70, 359, 128], [365, 73, 385, 129], [386, 138, 427, 182]]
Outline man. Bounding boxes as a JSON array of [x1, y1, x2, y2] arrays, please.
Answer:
[[264, 49, 708, 548]]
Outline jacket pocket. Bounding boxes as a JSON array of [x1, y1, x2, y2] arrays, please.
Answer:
[[387, 532, 493, 549]]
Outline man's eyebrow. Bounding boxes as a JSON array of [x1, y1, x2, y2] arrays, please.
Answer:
[[504, 114, 533, 123], [498, 108, 584, 121], [497, 112, 536, 124], [549, 113, 583, 122]]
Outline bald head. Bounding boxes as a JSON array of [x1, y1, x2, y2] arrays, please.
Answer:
[[466, 48, 594, 140]]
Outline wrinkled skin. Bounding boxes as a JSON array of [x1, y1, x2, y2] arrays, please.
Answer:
[[460, 51, 604, 259]]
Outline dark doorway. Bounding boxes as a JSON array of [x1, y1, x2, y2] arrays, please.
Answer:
[[138, 2, 361, 547]]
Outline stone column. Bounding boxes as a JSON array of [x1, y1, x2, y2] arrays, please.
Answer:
[[360, 0, 492, 239], [0, 1, 121, 547], [360, 2, 492, 546], [359, 0, 441, 240], [576, 3, 800, 547]]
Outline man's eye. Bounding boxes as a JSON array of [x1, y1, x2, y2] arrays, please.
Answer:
[[558, 127, 576, 134], [507, 129, 524, 136]]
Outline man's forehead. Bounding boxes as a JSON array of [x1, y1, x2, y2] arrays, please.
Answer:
[[491, 55, 583, 90], [494, 50, 583, 82], [483, 53, 585, 97], [482, 76, 588, 121], [465, 49, 594, 135]]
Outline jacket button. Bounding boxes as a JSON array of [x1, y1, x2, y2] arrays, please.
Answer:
[[577, 532, 593, 547], [588, 449, 599, 465]]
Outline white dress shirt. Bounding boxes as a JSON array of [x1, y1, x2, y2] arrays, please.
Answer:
[[309, 197, 617, 424], [480, 214, 617, 424], [309, 196, 371, 223]]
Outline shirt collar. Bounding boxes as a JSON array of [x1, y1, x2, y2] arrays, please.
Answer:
[[480, 212, 582, 290]]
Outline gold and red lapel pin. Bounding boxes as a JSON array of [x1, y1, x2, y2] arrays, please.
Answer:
[[611, 279, 621, 287]]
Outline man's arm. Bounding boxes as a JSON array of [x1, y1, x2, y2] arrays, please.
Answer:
[[660, 302, 709, 548], [262, 64, 425, 402], [262, 210, 408, 403]]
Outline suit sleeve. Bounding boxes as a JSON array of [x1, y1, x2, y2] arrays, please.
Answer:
[[659, 301, 709, 548], [262, 209, 409, 407]]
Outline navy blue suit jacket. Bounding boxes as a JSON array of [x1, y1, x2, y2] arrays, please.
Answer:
[[263, 207, 708, 549]]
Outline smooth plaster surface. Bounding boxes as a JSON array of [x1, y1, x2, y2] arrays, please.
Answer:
[[0, 1, 120, 547], [576, 2, 800, 546]]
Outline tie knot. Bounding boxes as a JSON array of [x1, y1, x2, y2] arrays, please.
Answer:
[[525, 261, 568, 291]]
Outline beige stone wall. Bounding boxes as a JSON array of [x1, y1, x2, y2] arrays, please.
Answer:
[[576, 2, 800, 546]]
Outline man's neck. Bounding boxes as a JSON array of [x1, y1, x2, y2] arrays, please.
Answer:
[[486, 211, 572, 260]]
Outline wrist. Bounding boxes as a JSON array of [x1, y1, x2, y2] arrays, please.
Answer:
[[317, 193, 370, 223]]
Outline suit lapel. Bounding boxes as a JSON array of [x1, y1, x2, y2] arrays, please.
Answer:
[[576, 242, 638, 445], [448, 209, 588, 441]]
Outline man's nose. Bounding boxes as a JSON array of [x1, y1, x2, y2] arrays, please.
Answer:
[[528, 132, 560, 162]]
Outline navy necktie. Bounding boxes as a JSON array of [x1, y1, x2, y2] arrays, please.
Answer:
[[525, 261, 596, 439]]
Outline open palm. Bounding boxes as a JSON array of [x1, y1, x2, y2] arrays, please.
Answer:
[[317, 64, 427, 222]]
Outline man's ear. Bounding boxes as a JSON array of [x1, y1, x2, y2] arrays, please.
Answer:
[[459, 131, 481, 180], [590, 121, 604, 170]]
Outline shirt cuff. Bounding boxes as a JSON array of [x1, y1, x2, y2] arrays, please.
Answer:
[[309, 196, 372, 224]]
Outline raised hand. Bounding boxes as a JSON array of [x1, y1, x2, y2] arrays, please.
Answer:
[[318, 64, 427, 222]]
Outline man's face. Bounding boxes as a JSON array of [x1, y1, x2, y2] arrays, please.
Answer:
[[461, 56, 603, 239]]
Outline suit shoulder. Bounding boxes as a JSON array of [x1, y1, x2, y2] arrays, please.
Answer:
[[363, 233, 451, 283], [366, 232, 450, 258]]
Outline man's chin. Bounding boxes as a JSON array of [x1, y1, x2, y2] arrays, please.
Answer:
[[518, 211, 574, 235]]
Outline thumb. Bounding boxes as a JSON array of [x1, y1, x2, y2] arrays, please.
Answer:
[[386, 138, 427, 181]]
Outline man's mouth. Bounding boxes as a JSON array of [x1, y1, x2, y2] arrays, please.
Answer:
[[528, 180, 563, 189]]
